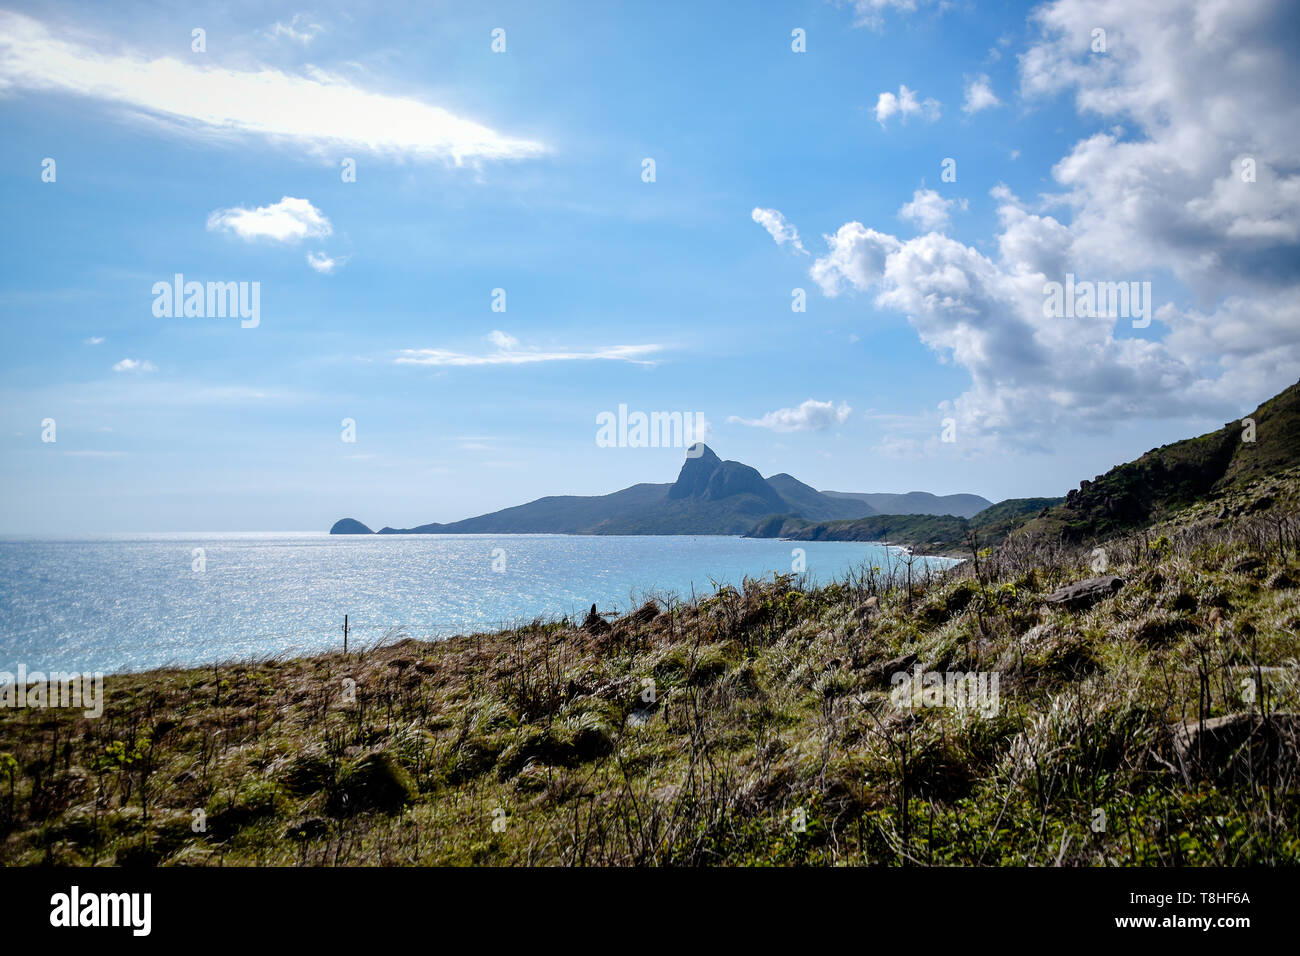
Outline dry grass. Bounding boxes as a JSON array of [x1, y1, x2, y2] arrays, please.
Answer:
[[2, 475, 1298, 866]]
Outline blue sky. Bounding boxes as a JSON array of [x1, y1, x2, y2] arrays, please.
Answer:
[[1, 0, 1297, 533]]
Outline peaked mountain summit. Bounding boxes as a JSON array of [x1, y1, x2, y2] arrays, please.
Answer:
[[332, 443, 984, 536]]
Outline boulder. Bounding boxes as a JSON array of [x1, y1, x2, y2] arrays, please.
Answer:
[[1170, 712, 1300, 781], [1043, 575, 1123, 610], [864, 652, 918, 687], [1231, 554, 1265, 575]]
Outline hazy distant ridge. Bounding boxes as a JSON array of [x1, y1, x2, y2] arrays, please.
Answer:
[[333, 444, 989, 536]]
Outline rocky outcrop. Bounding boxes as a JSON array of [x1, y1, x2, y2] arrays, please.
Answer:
[[1043, 575, 1124, 610], [667, 444, 787, 510], [1170, 712, 1300, 781]]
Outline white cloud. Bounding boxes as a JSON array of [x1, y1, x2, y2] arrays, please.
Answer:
[[112, 358, 157, 373], [962, 74, 1001, 113], [874, 84, 941, 126], [268, 15, 324, 45], [810, 223, 901, 296], [898, 188, 967, 232], [208, 197, 331, 243], [1019, 0, 1300, 290], [729, 399, 853, 432], [751, 207, 807, 254], [306, 250, 345, 273], [84, 336, 104, 345], [794, 0, 1300, 452], [396, 340, 662, 367], [0, 11, 546, 164], [848, 0, 934, 30]]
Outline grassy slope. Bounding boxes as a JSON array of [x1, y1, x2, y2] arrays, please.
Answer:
[[1015, 380, 1300, 544], [3, 469, 1298, 866], [751, 497, 1065, 555]]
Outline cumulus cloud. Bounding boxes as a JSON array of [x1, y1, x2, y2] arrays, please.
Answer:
[[0, 11, 546, 164], [962, 74, 1001, 113], [898, 188, 968, 232], [1019, 0, 1300, 291], [729, 399, 853, 432], [486, 330, 520, 350], [810, 224, 901, 296], [112, 358, 156, 373], [208, 197, 332, 243], [874, 84, 941, 126], [792, 0, 1300, 452], [751, 207, 807, 254]]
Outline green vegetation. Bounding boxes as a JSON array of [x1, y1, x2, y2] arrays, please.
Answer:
[[749, 497, 1065, 555], [3, 466, 1297, 866], [1016, 380, 1300, 544], [6, 382, 1298, 866]]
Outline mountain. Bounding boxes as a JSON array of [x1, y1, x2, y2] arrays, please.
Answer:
[[345, 443, 876, 536], [764, 473, 878, 521], [1015, 379, 1300, 543], [820, 490, 993, 518]]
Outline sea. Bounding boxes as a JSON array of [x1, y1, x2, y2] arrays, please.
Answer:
[[0, 533, 959, 675]]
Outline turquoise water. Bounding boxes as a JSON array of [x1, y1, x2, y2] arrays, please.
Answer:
[[0, 533, 956, 674]]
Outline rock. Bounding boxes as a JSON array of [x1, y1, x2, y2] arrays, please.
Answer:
[[581, 603, 611, 635], [1170, 712, 1300, 781], [864, 652, 917, 687], [1043, 575, 1124, 610], [330, 750, 417, 815], [1231, 554, 1264, 575], [855, 597, 880, 620]]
